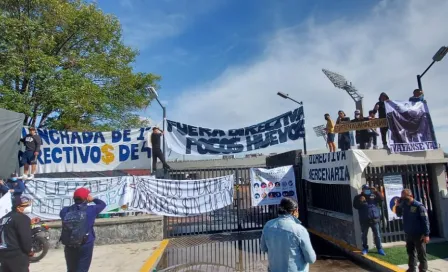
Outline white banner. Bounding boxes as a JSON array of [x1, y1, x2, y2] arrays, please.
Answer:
[[302, 150, 371, 188], [20, 127, 153, 173], [24, 176, 128, 220], [165, 108, 305, 155], [0, 192, 12, 218], [383, 175, 403, 221], [128, 175, 234, 217], [250, 166, 296, 206]]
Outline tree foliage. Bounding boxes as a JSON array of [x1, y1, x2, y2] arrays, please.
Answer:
[[0, 0, 160, 131]]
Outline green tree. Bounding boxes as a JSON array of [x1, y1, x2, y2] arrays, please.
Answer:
[[0, 0, 160, 131]]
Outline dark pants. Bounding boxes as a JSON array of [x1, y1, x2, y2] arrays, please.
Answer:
[[369, 132, 377, 146], [0, 252, 29, 272], [64, 243, 94, 272], [380, 127, 388, 146], [361, 221, 382, 250], [152, 148, 169, 171], [406, 235, 427, 272]]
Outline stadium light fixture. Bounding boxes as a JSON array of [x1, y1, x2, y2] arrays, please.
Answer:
[[417, 46, 448, 90]]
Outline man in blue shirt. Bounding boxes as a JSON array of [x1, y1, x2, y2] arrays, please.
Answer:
[[396, 189, 430, 272], [353, 184, 385, 255], [60, 188, 106, 272], [260, 197, 316, 272], [0, 174, 26, 205]]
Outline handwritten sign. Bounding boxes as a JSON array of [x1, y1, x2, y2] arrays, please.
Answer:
[[24, 176, 128, 219], [334, 119, 387, 133], [128, 175, 234, 217]]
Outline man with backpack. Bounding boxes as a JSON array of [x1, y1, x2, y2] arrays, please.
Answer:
[[353, 184, 386, 256], [60, 188, 106, 272]]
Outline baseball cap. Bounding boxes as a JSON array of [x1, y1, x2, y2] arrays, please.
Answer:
[[15, 196, 31, 207], [362, 184, 370, 190], [73, 188, 90, 199]]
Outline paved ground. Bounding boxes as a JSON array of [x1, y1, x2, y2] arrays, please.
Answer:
[[30, 241, 162, 272], [398, 258, 448, 272]]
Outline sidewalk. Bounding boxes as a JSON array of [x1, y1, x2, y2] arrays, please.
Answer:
[[30, 241, 162, 272], [398, 258, 448, 272]]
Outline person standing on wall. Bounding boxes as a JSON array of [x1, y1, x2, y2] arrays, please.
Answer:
[[372, 92, 390, 149], [261, 197, 316, 272], [353, 184, 386, 256], [60, 188, 106, 272], [396, 189, 430, 272], [336, 110, 351, 151], [367, 110, 379, 149], [324, 113, 336, 152], [351, 110, 370, 149], [151, 127, 171, 174], [0, 196, 33, 272], [19, 127, 42, 179]]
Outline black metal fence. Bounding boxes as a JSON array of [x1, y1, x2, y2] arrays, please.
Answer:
[[365, 164, 438, 242], [307, 182, 353, 215], [164, 167, 279, 238]]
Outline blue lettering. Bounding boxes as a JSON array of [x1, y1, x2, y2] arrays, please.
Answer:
[[130, 144, 139, 160], [112, 131, 122, 143], [43, 148, 51, 164], [21, 128, 27, 137], [137, 127, 151, 140], [37, 149, 45, 164], [60, 131, 70, 144], [51, 148, 62, 163], [140, 141, 151, 158], [49, 130, 60, 144], [62, 147, 72, 163], [82, 132, 93, 144], [123, 129, 131, 142], [71, 132, 82, 144], [93, 132, 105, 143], [119, 145, 130, 161], [90, 146, 101, 163], [78, 146, 90, 163], [37, 129, 50, 145]]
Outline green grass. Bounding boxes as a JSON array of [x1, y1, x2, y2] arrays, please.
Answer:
[[368, 242, 448, 265]]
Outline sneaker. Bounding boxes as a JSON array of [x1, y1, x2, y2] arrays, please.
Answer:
[[28, 174, 35, 180], [378, 249, 386, 256], [20, 174, 28, 179], [361, 249, 368, 255]]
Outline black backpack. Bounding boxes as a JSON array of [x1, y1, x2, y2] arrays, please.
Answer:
[[60, 205, 89, 247]]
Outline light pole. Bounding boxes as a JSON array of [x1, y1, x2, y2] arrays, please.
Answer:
[[417, 46, 448, 90], [322, 69, 364, 116], [277, 92, 307, 155], [146, 86, 166, 161]]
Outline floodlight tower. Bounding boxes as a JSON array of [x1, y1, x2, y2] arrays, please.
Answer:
[[322, 69, 364, 116]]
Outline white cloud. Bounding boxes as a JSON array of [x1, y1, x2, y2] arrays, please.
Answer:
[[170, 0, 448, 156]]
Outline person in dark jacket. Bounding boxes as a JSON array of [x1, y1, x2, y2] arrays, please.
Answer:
[[0, 196, 33, 272], [19, 127, 42, 179], [353, 184, 385, 255], [151, 127, 171, 174], [0, 174, 26, 205], [351, 110, 370, 149], [373, 92, 390, 148], [336, 110, 351, 151], [396, 189, 430, 272], [60, 188, 106, 272]]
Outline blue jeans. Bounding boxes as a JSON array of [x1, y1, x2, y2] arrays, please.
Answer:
[[64, 242, 94, 272], [361, 222, 382, 250]]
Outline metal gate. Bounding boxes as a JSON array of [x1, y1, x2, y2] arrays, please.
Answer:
[[164, 167, 279, 238], [365, 164, 439, 242]]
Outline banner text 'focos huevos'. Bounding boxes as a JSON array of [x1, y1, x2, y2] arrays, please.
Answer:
[[165, 107, 305, 155], [21, 127, 152, 173]]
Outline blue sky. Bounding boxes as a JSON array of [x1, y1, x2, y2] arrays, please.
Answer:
[[94, 0, 448, 158]]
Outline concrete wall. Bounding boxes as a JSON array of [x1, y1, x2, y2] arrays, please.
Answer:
[[307, 208, 356, 246], [157, 156, 266, 170], [46, 215, 164, 249]]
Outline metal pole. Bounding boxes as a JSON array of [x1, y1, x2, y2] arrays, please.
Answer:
[[302, 103, 307, 155], [417, 75, 423, 90], [162, 106, 166, 161]]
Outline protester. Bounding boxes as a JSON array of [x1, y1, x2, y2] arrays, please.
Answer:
[[409, 89, 426, 103], [0, 196, 33, 272], [60, 188, 106, 272], [0, 174, 25, 204], [396, 189, 430, 272], [19, 127, 42, 179], [373, 92, 390, 148], [353, 184, 385, 256], [351, 110, 370, 149], [324, 113, 336, 152], [261, 197, 316, 272], [336, 110, 351, 151], [151, 127, 171, 174], [367, 110, 379, 149]]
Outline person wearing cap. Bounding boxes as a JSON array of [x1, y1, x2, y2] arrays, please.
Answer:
[[372, 92, 390, 148], [0, 196, 33, 272], [60, 188, 106, 272], [19, 127, 42, 179], [353, 184, 385, 255], [150, 127, 171, 174], [351, 110, 370, 149], [0, 174, 26, 205], [336, 110, 352, 151]]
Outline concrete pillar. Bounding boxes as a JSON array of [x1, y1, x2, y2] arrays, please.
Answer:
[[429, 163, 448, 239]]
